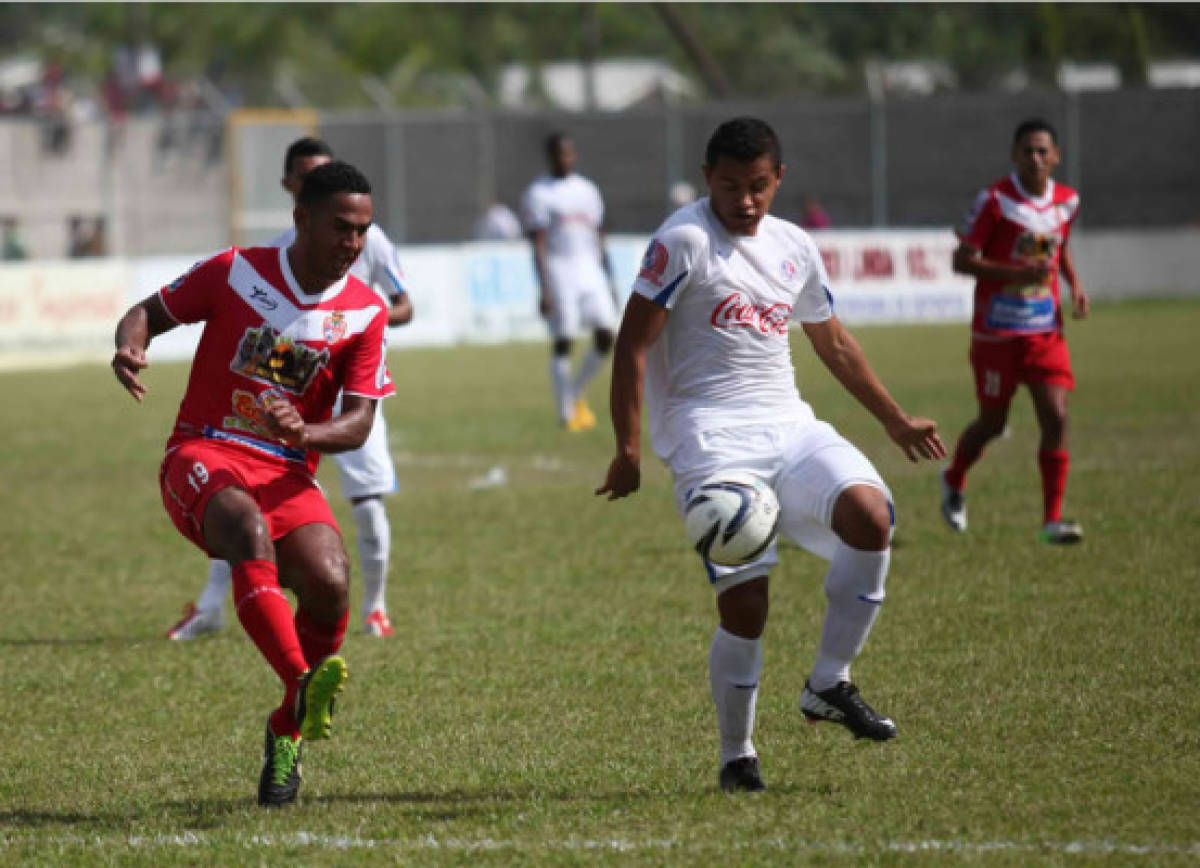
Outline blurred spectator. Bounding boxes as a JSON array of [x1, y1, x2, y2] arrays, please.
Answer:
[[799, 194, 833, 230], [474, 201, 522, 241], [668, 180, 697, 211], [68, 214, 108, 258], [2, 217, 28, 261]]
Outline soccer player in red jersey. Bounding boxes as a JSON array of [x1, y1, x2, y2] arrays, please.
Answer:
[[112, 161, 394, 806], [940, 119, 1091, 544]]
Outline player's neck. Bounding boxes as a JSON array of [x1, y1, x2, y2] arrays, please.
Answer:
[[1015, 171, 1051, 198], [286, 244, 334, 295]]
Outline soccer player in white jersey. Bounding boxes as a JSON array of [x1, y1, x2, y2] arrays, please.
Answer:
[[168, 138, 412, 641], [597, 117, 946, 793], [520, 132, 619, 432]]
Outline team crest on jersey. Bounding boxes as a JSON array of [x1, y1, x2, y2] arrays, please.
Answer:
[[780, 259, 797, 282], [231, 325, 329, 394], [638, 239, 669, 287], [323, 311, 348, 343]]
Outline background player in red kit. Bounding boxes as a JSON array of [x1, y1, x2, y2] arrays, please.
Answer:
[[111, 161, 394, 806], [940, 118, 1090, 544]]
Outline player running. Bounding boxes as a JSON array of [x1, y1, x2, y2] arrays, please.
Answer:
[[940, 118, 1090, 544], [520, 132, 619, 432], [113, 161, 392, 806], [596, 117, 945, 793], [168, 137, 411, 641]]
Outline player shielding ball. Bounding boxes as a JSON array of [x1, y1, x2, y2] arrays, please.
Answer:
[[112, 161, 393, 807], [597, 118, 945, 793], [521, 133, 619, 432], [941, 118, 1090, 544], [169, 137, 412, 641]]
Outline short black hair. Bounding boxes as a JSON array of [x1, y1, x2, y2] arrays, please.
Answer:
[[545, 132, 571, 156], [1013, 118, 1058, 146], [704, 117, 782, 171], [297, 160, 371, 208], [284, 137, 333, 176]]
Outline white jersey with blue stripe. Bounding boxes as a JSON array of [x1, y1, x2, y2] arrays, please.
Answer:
[[269, 223, 408, 306], [629, 198, 833, 460]]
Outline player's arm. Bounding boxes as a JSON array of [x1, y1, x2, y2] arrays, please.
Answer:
[[112, 293, 178, 402], [802, 316, 946, 463], [1059, 241, 1089, 319], [528, 227, 553, 317], [264, 394, 376, 454], [387, 291, 413, 326], [596, 294, 669, 500], [952, 240, 1049, 285]]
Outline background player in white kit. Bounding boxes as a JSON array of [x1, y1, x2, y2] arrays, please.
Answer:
[[520, 132, 619, 432], [169, 138, 412, 640], [597, 118, 946, 793]]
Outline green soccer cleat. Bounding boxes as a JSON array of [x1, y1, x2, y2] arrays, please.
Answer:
[[258, 718, 302, 807], [296, 655, 348, 742]]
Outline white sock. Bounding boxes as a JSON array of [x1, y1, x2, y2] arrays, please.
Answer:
[[571, 347, 607, 398], [550, 355, 574, 423], [709, 625, 763, 765], [197, 560, 231, 615], [351, 497, 391, 618], [810, 543, 890, 692]]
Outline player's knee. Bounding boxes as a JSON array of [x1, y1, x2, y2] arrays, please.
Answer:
[[209, 509, 273, 561], [717, 576, 769, 639], [593, 328, 614, 354], [831, 486, 892, 552], [552, 338, 572, 357]]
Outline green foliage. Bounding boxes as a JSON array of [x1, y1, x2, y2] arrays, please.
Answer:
[[0, 299, 1198, 862]]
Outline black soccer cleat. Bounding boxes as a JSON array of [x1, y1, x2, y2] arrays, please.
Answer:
[[800, 680, 897, 741], [258, 718, 303, 807], [719, 756, 767, 793]]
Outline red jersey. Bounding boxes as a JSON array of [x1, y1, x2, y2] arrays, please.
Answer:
[[159, 246, 394, 475], [957, 174, 1079, 339]]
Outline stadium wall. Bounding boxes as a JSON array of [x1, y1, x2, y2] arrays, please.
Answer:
[[1, 228, 1196, 372]]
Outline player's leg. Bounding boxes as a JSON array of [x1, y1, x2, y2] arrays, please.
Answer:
[[774, 423, 897, 740], [568, 284, 618, 428], [550, 337, 576, 427], [1029, 380, 1082, 543], [942, 340, 1017, 530], [711, 574, 769, 792], [334, 407, 397, 636], [166, 559, 230, 640], [276, 521, 351, 741]]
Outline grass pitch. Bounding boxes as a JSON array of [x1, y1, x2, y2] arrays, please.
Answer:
[[1, 299, 1197, 865]]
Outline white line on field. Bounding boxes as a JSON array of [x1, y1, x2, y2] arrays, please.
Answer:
[[3, 831, 1197, 857]]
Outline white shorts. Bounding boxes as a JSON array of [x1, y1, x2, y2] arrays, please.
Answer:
[[669, 420, 892, 594], [333, 402, 397, 501], [546, 260, 618, 340]]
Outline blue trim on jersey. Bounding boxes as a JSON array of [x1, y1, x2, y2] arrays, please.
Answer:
[[203, 426, 307, 463], [384, 267, 408, 296], [824, 285, 835, 311], [652, 270, 689, 307], [887, 500, 895, 527]]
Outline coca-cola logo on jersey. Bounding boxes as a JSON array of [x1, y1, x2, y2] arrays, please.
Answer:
[[711, 292, 792, 336]]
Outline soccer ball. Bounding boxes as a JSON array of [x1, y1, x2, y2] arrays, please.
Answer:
[[684, 472, 781, 566]]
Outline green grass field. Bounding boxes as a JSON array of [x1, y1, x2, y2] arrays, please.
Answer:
[[1, 299, 1198, 865]]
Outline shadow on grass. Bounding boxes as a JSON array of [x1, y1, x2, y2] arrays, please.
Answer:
[[0, 637, 109, 647], [0, 808, 125, 830]]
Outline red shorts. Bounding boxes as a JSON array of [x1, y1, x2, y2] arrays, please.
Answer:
[[159, 439, 339, 557], [969, 331, 1074, 408]]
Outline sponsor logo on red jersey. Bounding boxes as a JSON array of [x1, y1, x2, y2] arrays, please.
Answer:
[[230, 325, 329, 394], [638, 239, 669, 287], [711, 292, 792, 336]]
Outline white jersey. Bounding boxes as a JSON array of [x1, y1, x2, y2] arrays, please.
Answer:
[[630, 198, 834, 460], [269, 223, 408, 305], [520, 173, 608, 284]]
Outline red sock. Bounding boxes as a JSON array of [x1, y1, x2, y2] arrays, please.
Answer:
[[231, 560, 308, 738], [295, 608, 349, 668], [944, 434, 985, 492], [1038, 449, 1069, 524]]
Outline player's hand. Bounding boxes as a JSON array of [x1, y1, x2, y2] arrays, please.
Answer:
[[262, 396, 307, 448], [885, 414, 946, 463], [538, 293, 553, 319], [596, 453, 641, 500], [1072, 288, 1090, 320], [112, 345, 150, 402]]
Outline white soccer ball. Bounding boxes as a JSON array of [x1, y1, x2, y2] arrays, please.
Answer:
[[684, 472, 781, 566]]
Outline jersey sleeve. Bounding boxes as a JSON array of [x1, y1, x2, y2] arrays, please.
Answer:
[[519, 184, 549, 233], [631, 225, 702, 310], [366, 228, 408, 300], [341, 306, 395, 400], [957, 188, 996, 250], [158, 249, 236, 325], [791, 233, 834, 323]]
